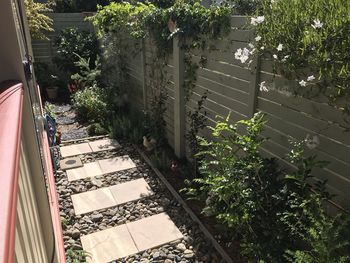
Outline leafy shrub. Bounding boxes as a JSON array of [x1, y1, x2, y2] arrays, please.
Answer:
[[109, 109, 149, 144], [71, 54, 102, 89], [224, 0, 261, 15], [90, 1, 232, 52], [187, 112, 350, 262], [150, 150, 170, 172], [252, 0, 350, 111], [72, 85, 107, 122], [53, 27, 99, 75], [88, 123, 107, 136]]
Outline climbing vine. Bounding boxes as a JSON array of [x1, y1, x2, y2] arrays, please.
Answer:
[[240, 0, 350, 114], [91, 0, 232, 152]]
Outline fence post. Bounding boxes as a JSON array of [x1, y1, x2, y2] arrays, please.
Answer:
[[247, 55, 260, 117], [173, 36, 186, 158], [140, 38, 148, 110]]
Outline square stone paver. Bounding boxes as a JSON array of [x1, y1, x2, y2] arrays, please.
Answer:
[[59, 157, 83, 170], [60, 142, 92, 158], [66, 162, 103, 182], [89, 139, 121, 153], [126, 213, 183, 251], [98, 156, 136, 174], [71, 187, 116, 215], [81, 224, 138, 263], [109, 178, 153, 205]]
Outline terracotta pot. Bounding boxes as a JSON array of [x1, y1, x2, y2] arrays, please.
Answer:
[[46, 86, 59, 99]]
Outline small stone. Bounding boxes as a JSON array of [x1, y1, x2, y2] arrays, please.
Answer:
[[153, 252, 160, 259], [164, 259, 172, 263], [176, 243, 186, 252], [91, 178, 103, 187], [167, 253, 175, 259], [70, 228, 80, 239], [184, 249, 194, 258], [91, 213, 103, 222]]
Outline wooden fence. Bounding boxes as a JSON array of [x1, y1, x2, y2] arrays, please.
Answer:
[[32, 13, 93, 63], [31, 14, 350, 211], [123, 16, 350, 211]]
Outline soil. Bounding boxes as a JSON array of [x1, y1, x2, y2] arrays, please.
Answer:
[[143, 151, 247, 263]]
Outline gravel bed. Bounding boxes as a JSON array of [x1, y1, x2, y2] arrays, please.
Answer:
[[56, 115, 76, 125], [55, 142, 223, 262], [61, 129, 89, 141], [52, 104, 72, 113]]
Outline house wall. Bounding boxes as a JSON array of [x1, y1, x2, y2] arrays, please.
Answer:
[[0, 1, 64, 262]]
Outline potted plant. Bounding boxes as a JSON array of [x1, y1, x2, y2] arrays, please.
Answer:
[[46, 74, 59, 99]]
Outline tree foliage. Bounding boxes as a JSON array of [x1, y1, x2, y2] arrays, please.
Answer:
[[24, 0, 53, 40]]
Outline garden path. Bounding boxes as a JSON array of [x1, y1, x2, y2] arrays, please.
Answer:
[[53, 105, 222, 262]]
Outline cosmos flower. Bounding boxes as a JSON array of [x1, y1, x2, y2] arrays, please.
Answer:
[[277, 43, 283, 51], [251, 16, 265, 26], [259, 81, 269, 92], [312, 19, 323, 29], [307, 75, 315, 81], [299, 80, 307, 87], [255, 35, 262, 42]]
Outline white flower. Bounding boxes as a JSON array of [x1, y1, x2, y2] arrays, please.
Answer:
[[281, 55, 289, 62], [277, 43, 283, 51], [307, 75, 315, 82], [248, 43, 255, 49], [312, 19, 323, 29], [273, 54, 278, 59], [305, 134, 320, 149], [260, 46, 265, 50], [259, 81, 269, 92], [251, 16, 265, 26], [234, 48, 250, 63], [299, 80, 307, 87], [255, 35, 262, 42]]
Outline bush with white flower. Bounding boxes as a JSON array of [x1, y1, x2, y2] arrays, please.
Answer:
[[235, 0, 350, 113]]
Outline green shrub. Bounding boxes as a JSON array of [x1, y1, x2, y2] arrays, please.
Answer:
[[72, 86, 107, 122], [71, 54, 102, 88], [109, 109, 149, 144], [87, 123, 107, 136], [53, 27, 99, 75], [186, 112, 350, 262], [150, 150, 170, 172]]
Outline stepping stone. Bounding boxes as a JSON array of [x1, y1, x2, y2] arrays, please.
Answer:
[[110, 178, 153, 205], [71, 187, 116, 215], [80, 213, 183, 262], [89, 139, 120, 152], [81, 224, 138, 263], [60, 142, 92, 158], [59, 157, 83, 170], [61, 129, 89, 142], [98, 156, 136, 174], [66, 162, 103, 181], [126, 213, 183, 251]]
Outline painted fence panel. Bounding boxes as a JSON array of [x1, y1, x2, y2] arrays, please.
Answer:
[[32, 15, 350, 210]]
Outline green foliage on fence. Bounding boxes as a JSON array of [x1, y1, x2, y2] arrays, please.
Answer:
[[90, 1, 232, 53], [253, 0, 350, 112]]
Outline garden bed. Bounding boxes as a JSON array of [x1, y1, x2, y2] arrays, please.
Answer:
[[139, 149, 246, 263]]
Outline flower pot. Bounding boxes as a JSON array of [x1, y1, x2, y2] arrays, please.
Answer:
[[46, 86, 59, 99]]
